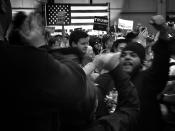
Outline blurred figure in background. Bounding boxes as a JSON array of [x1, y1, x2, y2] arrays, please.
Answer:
[[89, 35, 102, 55], [0, 0, 12, 42], [101, 34, 114, 54], [8, 11, 28, 46], [84, 45, 95, 63], [48, 34, 63, 49], [111, 38, 127, 53]]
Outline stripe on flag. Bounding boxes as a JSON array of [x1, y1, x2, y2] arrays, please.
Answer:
[[70, 3, 109, 25]]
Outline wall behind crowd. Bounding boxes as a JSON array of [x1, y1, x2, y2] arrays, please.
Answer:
[[11, 0, 175, 34]]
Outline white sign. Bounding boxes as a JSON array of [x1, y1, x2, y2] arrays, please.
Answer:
[[118, 18, 134, 30]]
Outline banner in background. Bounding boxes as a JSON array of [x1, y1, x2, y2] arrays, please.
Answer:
[[118, 18, 133, 30], [93, 16, 108, 31]]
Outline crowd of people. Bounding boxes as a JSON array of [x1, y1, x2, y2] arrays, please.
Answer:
[[0, 0, 175, 131]]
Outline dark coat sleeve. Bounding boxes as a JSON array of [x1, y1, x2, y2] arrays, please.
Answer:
[[144, 38, 171, 93], [133, 39, 172, 131], [84, 66, 139, 131]]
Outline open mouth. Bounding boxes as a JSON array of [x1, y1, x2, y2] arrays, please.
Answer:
[[123, 61, 133, 66]]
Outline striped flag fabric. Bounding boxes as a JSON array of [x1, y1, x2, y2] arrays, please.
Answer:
[[45, 3, 109, 26], [70, 3, 109, 25]]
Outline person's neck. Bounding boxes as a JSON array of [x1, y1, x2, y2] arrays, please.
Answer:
[[129, 67, 142, 79]]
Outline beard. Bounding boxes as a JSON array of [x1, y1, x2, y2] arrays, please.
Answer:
[[121, 61, 142, 75]]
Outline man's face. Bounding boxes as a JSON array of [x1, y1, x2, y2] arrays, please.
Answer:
[[120, 50, 141, 74], [76, 37, 89, 54]]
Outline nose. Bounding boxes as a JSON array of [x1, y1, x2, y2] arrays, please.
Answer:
[[86, 42, 89, 46], [124, 54, 132, 60], [85, 42, 89, 47]]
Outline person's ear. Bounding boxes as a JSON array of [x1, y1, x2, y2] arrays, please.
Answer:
[[72, 42, 77, 47]]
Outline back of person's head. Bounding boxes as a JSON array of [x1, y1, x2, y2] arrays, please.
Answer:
[[111, 38, 127, 52], [8, 11, 28, 45], [89, 36, 100, 46], [12, 11, 27, 29], [69, 30, 88, 47], [102, 34, 112, 44], [48, 36, 57, 47], [101, 34, 114, 50], [0, 0, 12, 41], [125, 31, 138, 42], [89, 36, 101, 55], [49, 47, 84, 65]]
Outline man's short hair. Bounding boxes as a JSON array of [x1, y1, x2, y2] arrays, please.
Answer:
[[69, 30, 88, 47]]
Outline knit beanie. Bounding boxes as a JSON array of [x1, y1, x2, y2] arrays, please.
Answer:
[[122, 42, 146, 63]]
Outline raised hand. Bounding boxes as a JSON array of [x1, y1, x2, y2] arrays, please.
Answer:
[[136, 27, 148, 47], [94, 52, 121, 72], [149, 15, 169, 40]]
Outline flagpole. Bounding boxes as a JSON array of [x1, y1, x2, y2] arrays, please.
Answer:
[[60, 23, 65, 47], [62, 23, 65, 39], [44, 3, 47, 26], [107, 2, 110, 34], [89, 0, 93, 4]]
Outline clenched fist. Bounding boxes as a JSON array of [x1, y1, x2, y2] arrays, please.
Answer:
[[94, 52, 121, 71], [150, 15, 170, 40]]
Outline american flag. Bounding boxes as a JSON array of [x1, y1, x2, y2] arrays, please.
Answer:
[[45, 3, 109, 26], [46, 3, 71, 25], [12, 3, 109, 30]]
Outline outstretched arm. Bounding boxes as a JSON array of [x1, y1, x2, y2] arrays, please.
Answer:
[[146, 15, 171, 93]]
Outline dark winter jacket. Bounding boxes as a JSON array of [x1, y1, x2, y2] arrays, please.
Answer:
[[83, 66, 140, 131], [0, 41, 96, 131]]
